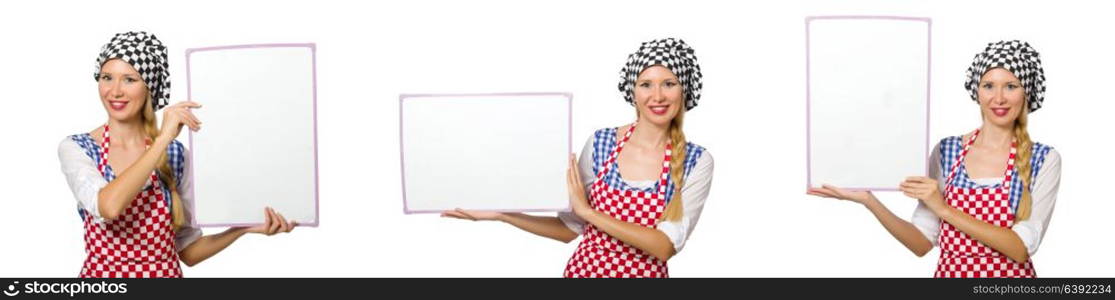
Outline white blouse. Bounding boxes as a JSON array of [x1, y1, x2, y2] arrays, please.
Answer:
[[559, 135, 714, 253], [58, 136, 203, 252], [911, 141, 1062, 256]]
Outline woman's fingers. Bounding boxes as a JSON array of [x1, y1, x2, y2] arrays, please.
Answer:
[[179, 111, 199, 131], [806, 188, 836, 198], [256, 207, 274, 234], [566, 162, 573, 187], [899, 181, 913, 190], [810, 191, 836, 199], [567, 155, 578, 187], [158, 106, 190, 137], [899, 185, 933, 200], [270, 208, 283, 234], [164, 101, 203, 131], [184, 110, 202, 130], [454, 208, 477, 221], [570, 154, 582, 183], [810, 187, 837, 198], [442, 209, 476, 220], [274, 210, 291, 233], [171, 101, 202, 110], [442, 208, 504, 222], [898, 183, 916, 194], [819, 185, 849, 198], [811, 186, 859, 202], [904, 176, 932, 183], [259, 208, 272, 235], [267, 207, 281, 235], [903, 177, 939, 194], [900, 180, 934, 190]]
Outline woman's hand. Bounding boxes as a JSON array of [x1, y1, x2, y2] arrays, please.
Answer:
[[566, 154, 594, 219], [808, 184, 878, 206], [241, 207, 297, 236], [809, 183, 938, 257], [899, 176, 946, 213], [159, 101, 202, 140], [441, 209, 506, 221], [178, 207, 295, 266], [439, 153, 590, 244]]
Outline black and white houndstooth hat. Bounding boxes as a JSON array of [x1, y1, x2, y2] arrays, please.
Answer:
[[618, 38, 703, 111], [964, 40, 1046, 113], [95, 31, 171, 111]]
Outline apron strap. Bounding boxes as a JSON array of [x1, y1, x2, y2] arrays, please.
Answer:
[[97, 125, 164, 197], [595, 122, 674, 200], [942, 129, 1020, 198], [942, 130, 978, 190]]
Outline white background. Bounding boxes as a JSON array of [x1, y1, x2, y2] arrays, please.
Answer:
[[1, 0, 1111, 277]]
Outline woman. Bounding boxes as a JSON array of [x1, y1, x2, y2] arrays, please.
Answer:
[[58, 31, 296, 278], [809, 40, 1060, 278], [443, 38, 714, 278]]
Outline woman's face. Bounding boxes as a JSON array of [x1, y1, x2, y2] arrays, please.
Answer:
[[633, 65, 684, 127], [98, 59, 149, 122], [977, 67, 1026, 128]]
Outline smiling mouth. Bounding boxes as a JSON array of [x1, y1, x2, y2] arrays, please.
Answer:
[[648, 104, 670, 115], [108, 101, 128, 111], [991, 107, 1010, 117]]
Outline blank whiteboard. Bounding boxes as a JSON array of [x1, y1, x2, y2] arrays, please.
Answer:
[[806, 17, 930, 191], [186, 44, 319, 227], [400, 93, 571, 214]]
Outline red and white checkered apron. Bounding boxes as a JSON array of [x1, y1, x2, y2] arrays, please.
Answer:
[[934, 129, 1035, 278], [564, 123, 671, 278], [80, 125, 182, 278]]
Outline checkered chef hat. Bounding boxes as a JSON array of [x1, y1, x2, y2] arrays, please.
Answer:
[[94, 31, 171, 111], [618, 38, 703, 111], [964, 40, 1046, 113]]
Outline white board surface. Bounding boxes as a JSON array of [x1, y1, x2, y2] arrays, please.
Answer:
[[807, 17, 930, 190], [400, 93, 571, 213], [186, 44, 319, 227]]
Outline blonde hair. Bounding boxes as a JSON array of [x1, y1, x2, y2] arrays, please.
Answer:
[[660, 107, 686, 222], [1013, 108, 1033, 221], [141, 94, 186, 231]]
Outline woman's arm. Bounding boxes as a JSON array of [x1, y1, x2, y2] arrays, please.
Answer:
[[97, 102, 201, 220], [501, 213, 579, 243], [809, 186, 934, 256], [576, 209, 677, 261], [179, 207, 294, 266], [656, 152, 713, 254], [933, 201, 1028, 262], [1011, 149, 1061, 256], [59, 138, 111, 222], [902, 176, 1030, 262], [865, 198, 935, 256], [179, 227, 249, 267], [442, 210, 578, 243], [566, 155, 676, 261], [441, 135, 597, 244], [96, 135, 173, 220]]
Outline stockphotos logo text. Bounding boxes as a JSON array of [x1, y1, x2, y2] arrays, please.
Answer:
[[5, 281, 127, 297]]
